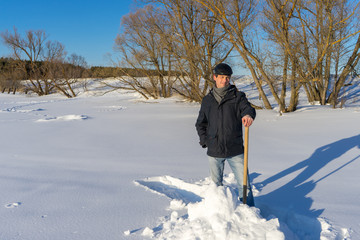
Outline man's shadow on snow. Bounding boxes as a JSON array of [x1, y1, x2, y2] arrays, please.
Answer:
[[254, 134, 360, 237]]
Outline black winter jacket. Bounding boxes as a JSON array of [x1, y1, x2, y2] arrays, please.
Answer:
[[195, 85, 256, 158]]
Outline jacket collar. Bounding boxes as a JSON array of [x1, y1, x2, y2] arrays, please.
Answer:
[[210, 85, 237, 105]]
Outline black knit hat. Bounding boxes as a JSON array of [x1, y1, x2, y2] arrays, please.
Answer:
[[214, 63, 233, 75]]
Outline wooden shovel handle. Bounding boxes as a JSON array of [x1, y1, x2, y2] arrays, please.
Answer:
[[242, 126, 249, 204]]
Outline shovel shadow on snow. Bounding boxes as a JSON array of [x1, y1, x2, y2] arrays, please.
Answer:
[[134, 180, 202, 204], [255, 134, 360, 238], [132, 179, 202, 235]]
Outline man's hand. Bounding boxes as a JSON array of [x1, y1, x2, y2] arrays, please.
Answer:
[[242, 115, 254, 127]]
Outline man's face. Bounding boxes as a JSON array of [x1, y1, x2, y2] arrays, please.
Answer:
[[214, 74, 230, 88]]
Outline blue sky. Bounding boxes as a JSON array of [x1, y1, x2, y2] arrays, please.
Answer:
[[0, 0, 137, 67]]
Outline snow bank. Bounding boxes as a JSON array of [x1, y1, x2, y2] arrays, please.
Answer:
[[130, 174, 352, 240], [133, 175, 284, 240]]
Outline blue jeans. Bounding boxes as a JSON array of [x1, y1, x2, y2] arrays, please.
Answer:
[[208, 154, 247, 197]]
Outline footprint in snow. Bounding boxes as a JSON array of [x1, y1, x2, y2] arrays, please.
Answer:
[[97, 106, 127, 112], [1, 107, 45, 113], [36, 115, 89, 122], [5, 202, 21, 208]]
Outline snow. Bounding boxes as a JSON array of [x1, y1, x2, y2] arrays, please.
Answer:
[[0, 78, 359, 240], [36, 114, 89, 122], [135, 176, 285, 239]]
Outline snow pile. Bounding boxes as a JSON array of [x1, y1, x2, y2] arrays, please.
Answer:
[[132, 176, 284, 239], [130, 175, 350, 239], [157, 187, 283, 240]]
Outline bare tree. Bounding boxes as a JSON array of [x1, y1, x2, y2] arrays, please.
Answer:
[[197, 0, 360, 111], [289, 0, 360, 107], [40, 40, 66, 95], [259, 0, 301, 112], [113, 5, 175, 99], [1, 29, 49, 95], [57, 53, 88, 97], [1, 28, 87, 98], [151, 0, 233, 101], [114, 1, 232, 101], [196, 0, 274, 109]]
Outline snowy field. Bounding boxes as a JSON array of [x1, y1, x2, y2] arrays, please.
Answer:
[[0, 77, 359, 240]]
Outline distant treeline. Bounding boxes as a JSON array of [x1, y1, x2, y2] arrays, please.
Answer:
[[0, 57, 87, 80], [0, 57, 171, 79], [89, 66, 174, 78]]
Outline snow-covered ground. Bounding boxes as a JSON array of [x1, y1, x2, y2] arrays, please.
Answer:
[[0, 78, 359, 240]]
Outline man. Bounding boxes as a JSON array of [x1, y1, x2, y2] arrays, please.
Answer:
[[195, 63, 256, 203]]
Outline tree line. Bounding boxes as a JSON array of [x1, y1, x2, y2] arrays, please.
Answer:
[[1, 0, 360, 111], [0, 29, 163, 97], [0, 52, 169, 97], [0, 56, 166, 91], [112, 0, 360, 111], [0, 26, 183, 98], [0, 29, 90, 97]]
